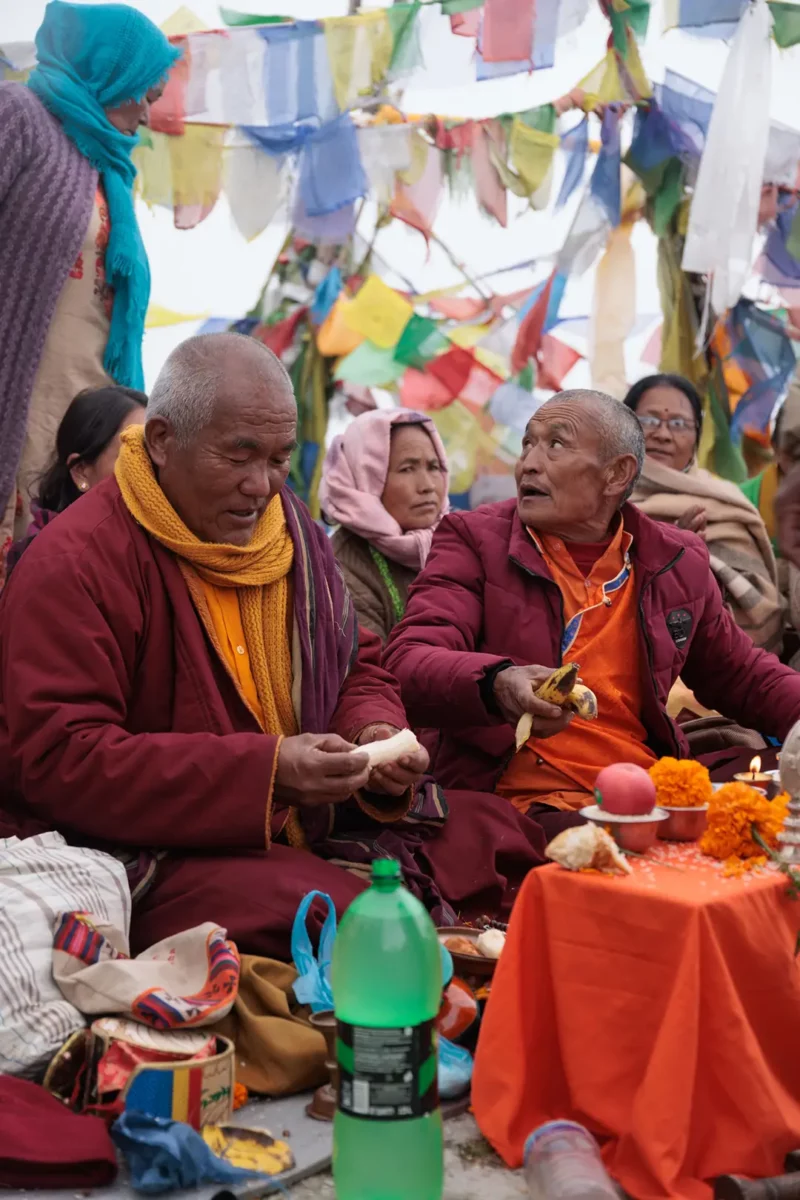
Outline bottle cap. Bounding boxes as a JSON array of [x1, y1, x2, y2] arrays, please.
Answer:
[[372, 858, 401, 882]]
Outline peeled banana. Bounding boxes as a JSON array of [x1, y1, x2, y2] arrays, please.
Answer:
[[514, 662, 598, 750]]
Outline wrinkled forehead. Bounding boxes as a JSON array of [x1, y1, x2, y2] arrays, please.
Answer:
[[524, 401, 603, 449]]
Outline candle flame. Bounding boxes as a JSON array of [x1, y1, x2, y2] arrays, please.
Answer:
[[750, 756, 762, 775]]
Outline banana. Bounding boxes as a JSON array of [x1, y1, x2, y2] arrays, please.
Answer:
[[514, 663, 598, 750], [534, 662, 580, 704], [566, 683, 598, 720]]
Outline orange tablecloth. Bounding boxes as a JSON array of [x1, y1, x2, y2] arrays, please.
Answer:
[[472, 846, 800, 1199]]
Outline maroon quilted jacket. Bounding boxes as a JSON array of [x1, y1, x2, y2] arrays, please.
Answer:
[[384, 499, 800, 794]]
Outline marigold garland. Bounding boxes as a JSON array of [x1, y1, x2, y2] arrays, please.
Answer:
[[648, 757, 712, 808], [699, 782, 788, 873]]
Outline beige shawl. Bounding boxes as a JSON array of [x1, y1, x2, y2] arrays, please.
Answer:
[[631, 458, 782, 652]]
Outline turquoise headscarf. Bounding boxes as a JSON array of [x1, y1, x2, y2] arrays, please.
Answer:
[[27, 2, 181, 390]]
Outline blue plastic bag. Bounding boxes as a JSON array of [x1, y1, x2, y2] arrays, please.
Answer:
[[111, 1111, 257, 1195], [438, 1035, 473, 1100], [291, 890, 337, 1013]]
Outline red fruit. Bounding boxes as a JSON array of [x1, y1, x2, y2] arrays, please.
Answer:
[[595, 763, 656, 816]]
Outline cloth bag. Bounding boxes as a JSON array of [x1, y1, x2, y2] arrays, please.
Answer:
[[0, 832, 130, 1078], [52, 914, 240, 1029]]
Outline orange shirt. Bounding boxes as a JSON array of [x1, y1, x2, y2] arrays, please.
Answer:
[[200, 582, 267, 730], [497, 520, 655, 813]]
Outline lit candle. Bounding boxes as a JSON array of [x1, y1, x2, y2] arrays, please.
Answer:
[[733, 755, 771, 791]]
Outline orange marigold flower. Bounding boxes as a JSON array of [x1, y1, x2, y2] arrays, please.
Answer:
[[233, 1081, 248, 1111], [648, 757, 712, 808], [700, 783, 788, 864]]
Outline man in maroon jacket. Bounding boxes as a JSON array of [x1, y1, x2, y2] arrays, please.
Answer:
[[385, 389, 800, 813], [0, 334, 549, 956]]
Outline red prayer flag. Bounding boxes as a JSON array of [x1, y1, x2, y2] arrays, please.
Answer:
[[149, 36, 189, 136], [538, 335, 581, 392], [481, 0, 534, 63], [256, 307, 308, 357], [400, 367, 455, 411], [511, 270, 556, 376]]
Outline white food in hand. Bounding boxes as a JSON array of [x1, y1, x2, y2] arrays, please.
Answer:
[[476, 929, 506, 959], [358, 728, 422, 768]]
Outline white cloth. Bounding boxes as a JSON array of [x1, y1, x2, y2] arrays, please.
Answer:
[[0, 833, 130, 1078], [682, 0, 773, 313]]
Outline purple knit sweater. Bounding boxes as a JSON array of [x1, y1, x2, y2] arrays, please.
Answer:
[[0, 83, 97, 516]]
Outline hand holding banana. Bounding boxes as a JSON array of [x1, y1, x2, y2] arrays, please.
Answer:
[[492, 662, 598, 746]]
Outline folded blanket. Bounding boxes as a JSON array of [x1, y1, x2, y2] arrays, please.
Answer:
[[631, 459, 782, 652], [0, 1076, 116, 1188]]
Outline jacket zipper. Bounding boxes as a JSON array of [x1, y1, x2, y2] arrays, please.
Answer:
[[638, 547, 685, 758]]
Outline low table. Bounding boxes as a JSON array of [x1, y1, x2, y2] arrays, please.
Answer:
[[472, 843, 800, 1200]]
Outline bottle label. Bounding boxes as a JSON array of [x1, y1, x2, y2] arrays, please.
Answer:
[[336, 1019, 439, 1121]]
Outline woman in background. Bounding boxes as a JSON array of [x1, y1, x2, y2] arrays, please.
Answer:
[[0, 1, 179, 584], [320, 409, 449, 642], [6, 386, 146, 578], [624, 373, 782, 654]]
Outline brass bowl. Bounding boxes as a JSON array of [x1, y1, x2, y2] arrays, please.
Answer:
[[658, 805, 708, 842], [437, 927, 496, 979], [580, 805, 668, 853]]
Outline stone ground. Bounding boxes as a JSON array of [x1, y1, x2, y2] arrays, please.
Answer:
[[286, 1114, 528, 1199]]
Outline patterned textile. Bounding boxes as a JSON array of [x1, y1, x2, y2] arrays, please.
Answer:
[[0, 832, 130, 1078], [53, 914, 239, 1030]]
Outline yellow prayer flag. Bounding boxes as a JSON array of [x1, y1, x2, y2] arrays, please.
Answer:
[[343, 275, 414, 350], [133, 130, 173, 209], [160, 6, 208, 34], [146, 304, 209, 329], [316, 296, 365, 358], [323, 11, 393, 111], [169, 124, 226, 213], [448, 323, 492, 349], [509, 120, 560, 197]]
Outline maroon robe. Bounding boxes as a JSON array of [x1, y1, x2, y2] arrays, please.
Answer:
[[0, 479, 557, 958]]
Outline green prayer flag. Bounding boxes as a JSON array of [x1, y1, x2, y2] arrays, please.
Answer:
[[768, 1, 800, 47], [608, 0, 650, 52], [439, 0, 483, 13], [653, 159, 684, 239], [394, 314, 449, 369], [788, 205, 800, 262], [334, 341, 407, 387], [387, 3, 423, 73], [517, 104, 557, 136], [704, 364, 747, 484], [219, 7, 291, 25]]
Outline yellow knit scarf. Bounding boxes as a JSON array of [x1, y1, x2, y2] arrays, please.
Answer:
[[115, 426, 296, 738]]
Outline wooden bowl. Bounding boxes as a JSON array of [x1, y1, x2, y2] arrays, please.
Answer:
[[437, 927, 497, 979]]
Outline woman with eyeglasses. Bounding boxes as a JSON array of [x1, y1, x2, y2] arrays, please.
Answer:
[[623, 373, 782, 654]]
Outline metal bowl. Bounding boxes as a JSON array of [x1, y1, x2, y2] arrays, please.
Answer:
[[658, 805, 708, 842], [580, 805, 668, 853]]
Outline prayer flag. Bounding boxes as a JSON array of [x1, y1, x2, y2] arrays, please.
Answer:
[[298, 114, 367, 217], [511, 270, 556, 375], [311, 268, 343, 325], [481, 0, 534, 63], [323, 11, 393, 111], [391, 142, 444, 243], [224, 134, 286, 242], [258, 22, 337, 130], [387, 3, 424, 74], [400, 367, 457, 411], [394, 315, 449, 368], [317, 296, 364, 358], [148, 37, 189, 136], [169, 124, 226, 229], [344, 276, 414, 350], [333, 341, 407, 386], [556, 117, 589, 209], [663, 0, 746, 36], [509, 121, 560, 198], [769, 1, 800, 47]]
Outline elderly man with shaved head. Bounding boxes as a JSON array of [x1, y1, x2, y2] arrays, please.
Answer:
[[0, 333, 552, 956], [385, 389, 800, 814]]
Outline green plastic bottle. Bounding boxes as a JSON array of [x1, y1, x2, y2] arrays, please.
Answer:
[[332, 858, 443, 1200]]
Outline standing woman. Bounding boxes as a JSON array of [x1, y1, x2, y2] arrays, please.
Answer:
[[0, 1, 180, 584], [320, 409, 450, 641]]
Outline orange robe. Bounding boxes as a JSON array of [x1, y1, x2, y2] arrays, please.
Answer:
[[496, 520, 656, 812]]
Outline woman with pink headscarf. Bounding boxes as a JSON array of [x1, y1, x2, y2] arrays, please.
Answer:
[[320, 409, 449, 642]]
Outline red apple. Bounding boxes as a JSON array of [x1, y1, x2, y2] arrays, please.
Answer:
[[595, 763, 656, 816]]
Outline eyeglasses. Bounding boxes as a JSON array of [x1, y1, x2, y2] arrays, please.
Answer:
[[637, 414, 696, 435]]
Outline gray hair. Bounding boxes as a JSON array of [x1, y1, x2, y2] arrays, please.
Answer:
[[539, 388, 646, 502], [146, 332, 294, 447]]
